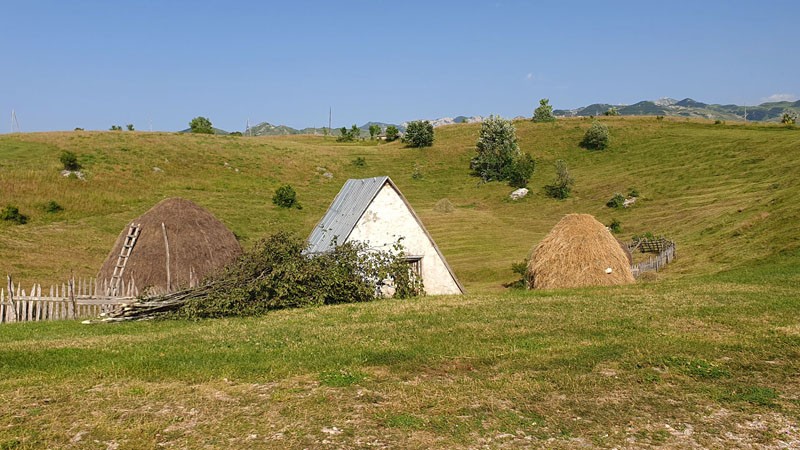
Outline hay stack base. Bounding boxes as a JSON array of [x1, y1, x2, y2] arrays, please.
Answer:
[[527, 214, 635, 289]]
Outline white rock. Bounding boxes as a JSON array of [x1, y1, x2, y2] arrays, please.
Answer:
[[510, 188, 529, 200]]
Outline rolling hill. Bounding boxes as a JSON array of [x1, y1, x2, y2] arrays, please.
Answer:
[[2, 118, 800, 448]]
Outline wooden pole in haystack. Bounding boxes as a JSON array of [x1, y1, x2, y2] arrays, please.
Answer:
[[162, 222, 172, 292]]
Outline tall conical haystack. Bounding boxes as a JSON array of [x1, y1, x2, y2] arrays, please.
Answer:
[[97, 198, 241, 295], [527, 214, 635, 289]]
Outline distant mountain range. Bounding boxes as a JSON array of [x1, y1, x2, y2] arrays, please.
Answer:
[[180, 98, 799, 136], [553, 98, 800, 122]]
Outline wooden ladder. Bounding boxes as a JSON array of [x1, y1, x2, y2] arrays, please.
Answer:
[[110, 223, 141, 296]]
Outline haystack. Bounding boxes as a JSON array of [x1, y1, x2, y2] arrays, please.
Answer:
[[527, 214, 635, 289], [97, 198, 241, 295]]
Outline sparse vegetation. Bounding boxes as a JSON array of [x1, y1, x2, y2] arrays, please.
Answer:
[[1, 205, 28, 224], [532, 98, 555, 122], [272, 185, 301, 209], [352, 156, 366, 167], [402, 120, 434, 148], [580, 121, 610, 150], [43, 200, 63, 213], [59, 150, 81, 171], [411, 162, 424, 180], [608, 217, 622, 233], [544, 159, 574, 199], [189, 116, 214, 134], [606, 193, 625, 208]]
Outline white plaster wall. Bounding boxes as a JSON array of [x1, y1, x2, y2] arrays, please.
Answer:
[[347, 185, 462, 295]]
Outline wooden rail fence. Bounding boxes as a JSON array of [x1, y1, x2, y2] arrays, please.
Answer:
[[628, 238, 676, 277], [1, 275, 137, 324]]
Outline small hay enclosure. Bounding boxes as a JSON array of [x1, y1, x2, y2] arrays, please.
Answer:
[[527, 214, 637, 289], [97, 198, 242, 295]]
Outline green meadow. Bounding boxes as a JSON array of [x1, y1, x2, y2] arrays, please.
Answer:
[[1, 117, 798, 448]]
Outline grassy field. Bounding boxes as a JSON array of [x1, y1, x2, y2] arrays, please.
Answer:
[[1, 118, 799, 448]]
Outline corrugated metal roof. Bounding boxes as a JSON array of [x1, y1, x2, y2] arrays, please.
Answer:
[[306, 176, 390, 253]]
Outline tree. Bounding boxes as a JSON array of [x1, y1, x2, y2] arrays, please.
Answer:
[[604, 107, 619, 116], [402, 120, 434, 147], [385, 125, 399, 142], [470, 115, 533, 186], [336, 124, 360, 142], [109, 125, 122, 131], [126, 124, 135, 131], [782, 111, 797, 125], [369, 124, 381, 139], [580, 121, 610, 150], [544, 160, 574, 199], [533, 98, 555, 122], [190, 116, 214, 134]]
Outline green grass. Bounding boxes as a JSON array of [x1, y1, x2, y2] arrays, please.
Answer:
[[1, 118, 800, 448]]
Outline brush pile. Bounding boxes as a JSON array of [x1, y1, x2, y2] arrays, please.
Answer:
[[102, 232, 423, 321], [527, 214, 635, 289]]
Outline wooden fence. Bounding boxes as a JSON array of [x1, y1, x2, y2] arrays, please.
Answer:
[[629, 238, 676, 277], [1, 275, 136, 324]]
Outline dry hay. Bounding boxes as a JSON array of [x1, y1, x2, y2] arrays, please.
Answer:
[[97, 198, 241, 295], [527, 214, 635, 289]]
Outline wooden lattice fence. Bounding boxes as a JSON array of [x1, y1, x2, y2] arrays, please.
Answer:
[[628, 238, 676, 277], [1, 275, 136, 324]]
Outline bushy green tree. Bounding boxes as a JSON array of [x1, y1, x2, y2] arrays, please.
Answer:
[[385, 125, 399, 142], [532, 98, 555, 122], [272, 185, 301, 209], [544, 159, 574, 199], [126, 124, 135, 131], [470, 115, 535, 187], [782, 111, 797, 125], [189, 116, 214, 134], [368, 124, 381, 139], [1, 205, 28, 224], [402, 120, 434, 147], [109, 125, 122, 131], [580, 121, 610, 150], [336, 124, 360, 142], [604, 107, 619, 116]]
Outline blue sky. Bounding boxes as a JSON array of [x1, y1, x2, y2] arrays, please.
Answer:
[[2, 1, 798, 132]]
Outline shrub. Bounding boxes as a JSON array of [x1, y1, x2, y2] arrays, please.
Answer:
[[110, 125, 122, 131], [385, 125, 400, 142], [175, 232, 423, 319], [60, 151, 81, 171], [44, 201, 63, 213], [506, 258, 529, 289], [126, 124, 134, 131], [628, 187, 640, 198], [656, 115, 664, 121], [544, 160, 574, 199], [411, 162, 424, 180], [402, 120, 434, 148], [608, 218, 622, 234], [506, 152, 536, 188], [1, 205, 28, 224], [714, 119, 723, 125], [604, 107, 619, 116], [532, 98, 555, 122], [606, 193, 625, 208], [272, 185, 301, 209], [337, 124, 360, 142], [580, 121, 610, 150], [352, 156, 366, 167], [782, 111, 797, 126], [228, 131, 243, 136]]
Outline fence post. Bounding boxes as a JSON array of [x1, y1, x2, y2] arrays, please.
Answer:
[[6, 275, 17, 323], [69, 277, 77, 320]]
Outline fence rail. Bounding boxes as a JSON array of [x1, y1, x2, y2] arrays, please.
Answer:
[[1, 275, 136, 324]]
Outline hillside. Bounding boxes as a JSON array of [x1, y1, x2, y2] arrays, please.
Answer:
[[2, 119, 800, 448], [554, 97, 800, 122], [1, 117, 799, 288]]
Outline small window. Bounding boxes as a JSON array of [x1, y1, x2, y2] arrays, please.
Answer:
[[405, 256, 422, 277]]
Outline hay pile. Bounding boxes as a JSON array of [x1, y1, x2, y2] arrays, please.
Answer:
[[97, 198, 241, 295], [527, 214, 635, 289]]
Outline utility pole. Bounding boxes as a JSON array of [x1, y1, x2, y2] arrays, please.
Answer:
[[11, 109, 20, 133]]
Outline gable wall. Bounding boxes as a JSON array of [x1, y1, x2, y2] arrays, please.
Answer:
[[347, 185, 461, 295]]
